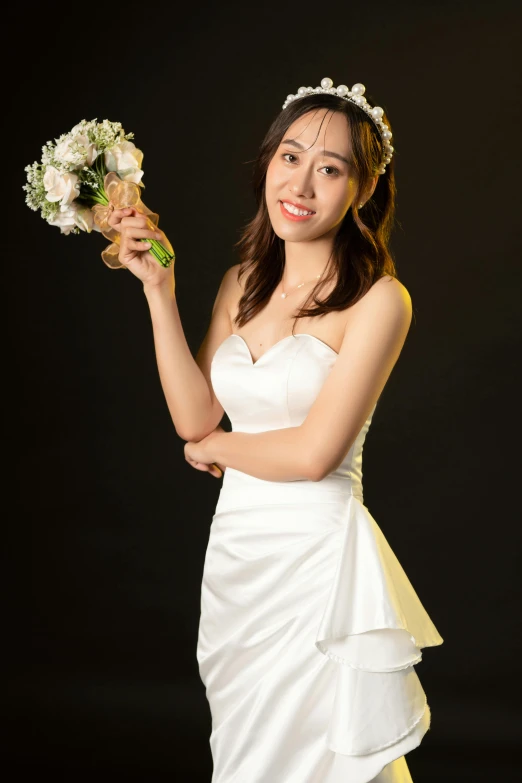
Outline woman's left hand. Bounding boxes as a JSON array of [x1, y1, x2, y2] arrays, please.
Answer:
[[184, 428, 225, 479]]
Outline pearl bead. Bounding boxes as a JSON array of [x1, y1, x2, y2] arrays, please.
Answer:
[[371, 106, 384, 119], [298, 86, 307, 96], [353, 95, 364, 105], [382, 130, 392, 140], [336, 84, 348, 96], [287, 94, 295, 101], [321, 77, 333, 89], [351, 83, 365, 95]]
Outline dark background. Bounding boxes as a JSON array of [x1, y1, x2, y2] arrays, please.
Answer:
[[6, 1, 521, 780]]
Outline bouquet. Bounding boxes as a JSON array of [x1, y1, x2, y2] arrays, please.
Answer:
[[23, 119, 174, 269]]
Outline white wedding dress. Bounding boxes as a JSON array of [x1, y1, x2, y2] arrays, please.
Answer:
[[197, 333, 444, 783]]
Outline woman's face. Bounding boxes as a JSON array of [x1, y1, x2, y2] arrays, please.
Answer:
[[265, 109, 364, 243]]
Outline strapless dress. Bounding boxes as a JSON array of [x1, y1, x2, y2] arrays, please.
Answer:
[[197, 333, 444, 783]]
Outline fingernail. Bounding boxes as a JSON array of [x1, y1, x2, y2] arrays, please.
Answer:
[[143, 242, 151, 248]]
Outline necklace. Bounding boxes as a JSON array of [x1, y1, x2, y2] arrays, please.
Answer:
[[280, 266, 327, 299]]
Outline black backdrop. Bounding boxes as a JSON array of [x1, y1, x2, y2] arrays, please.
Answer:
[[6, 1, 521, 780]]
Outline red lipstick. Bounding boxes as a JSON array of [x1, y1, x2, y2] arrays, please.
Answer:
[[279, 200, 316, 222]]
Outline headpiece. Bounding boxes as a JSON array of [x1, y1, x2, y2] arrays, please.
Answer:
[[282, 77, 393, 175]]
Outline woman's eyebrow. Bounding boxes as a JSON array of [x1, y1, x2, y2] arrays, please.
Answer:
[[281, 138, 350, 166]]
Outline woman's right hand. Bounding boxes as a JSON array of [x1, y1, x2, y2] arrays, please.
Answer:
[[188, 425, 227, 479], [107, 206, 175, 289]]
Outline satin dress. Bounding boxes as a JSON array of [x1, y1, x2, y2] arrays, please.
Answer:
[[197, 333, 444, 783]]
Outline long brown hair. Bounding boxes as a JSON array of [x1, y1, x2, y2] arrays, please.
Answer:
[[233, 93, 398, 331]]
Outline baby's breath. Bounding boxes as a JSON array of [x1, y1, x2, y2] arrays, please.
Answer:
[[22, 161, 47, 211]]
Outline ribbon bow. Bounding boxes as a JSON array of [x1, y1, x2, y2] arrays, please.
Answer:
[[92, 172, 173, 269]]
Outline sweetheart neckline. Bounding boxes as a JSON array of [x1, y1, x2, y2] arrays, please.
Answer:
[[218, 333, 339, 367]]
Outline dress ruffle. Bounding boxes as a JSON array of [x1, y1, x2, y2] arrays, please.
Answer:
[[315, 495, 444, 759]]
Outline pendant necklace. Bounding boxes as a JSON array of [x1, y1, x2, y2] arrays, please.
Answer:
[[280, 264, 328, 299]]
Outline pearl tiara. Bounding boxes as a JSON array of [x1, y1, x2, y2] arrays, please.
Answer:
[[282, 77, 393, 175]]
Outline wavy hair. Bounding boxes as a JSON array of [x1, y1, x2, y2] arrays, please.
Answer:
[[233, 93, 398, 331]]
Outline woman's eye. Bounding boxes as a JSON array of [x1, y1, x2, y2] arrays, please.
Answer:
[[320, 166, 340, 177], [281, 154, 340, 176]]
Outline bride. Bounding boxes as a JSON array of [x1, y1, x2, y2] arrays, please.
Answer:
[[106, 77, 443, 783]]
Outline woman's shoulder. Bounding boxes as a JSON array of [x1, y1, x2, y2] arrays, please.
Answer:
[[354, 275, 413, 333], [344, 275, 412, 331], [222, 264, 243, 297], [367, 274, 411, 308], [217, 264, 243, 320]]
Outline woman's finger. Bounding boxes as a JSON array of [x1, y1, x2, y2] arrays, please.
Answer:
[[121, 215, 150, 230], [107, 207, 134, 228], [191, 461, 211, 473], [121, 228, 163, 241], [123, 239, 153, 252]]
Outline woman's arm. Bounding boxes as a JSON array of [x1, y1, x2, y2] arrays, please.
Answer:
[[203, 427, 313, 482], [144, 265, 237, 442], [106, 206, 235, 443], [191, 277, 412, 482]]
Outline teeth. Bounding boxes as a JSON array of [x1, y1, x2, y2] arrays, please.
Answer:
[[282, 201, 314, 216]]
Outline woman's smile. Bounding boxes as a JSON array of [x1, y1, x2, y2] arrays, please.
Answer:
[[279, 200, 316, 221]]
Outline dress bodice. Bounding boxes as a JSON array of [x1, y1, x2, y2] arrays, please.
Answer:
[[211, 333, 377, 490]]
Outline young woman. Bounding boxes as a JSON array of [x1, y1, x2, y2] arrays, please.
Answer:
[[108, 78, 443, 783]]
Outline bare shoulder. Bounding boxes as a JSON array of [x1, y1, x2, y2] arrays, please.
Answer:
[[353, 275, 411, 323], [341, 275, 412, 350], [221, 262, 243, 299], [222, 263, 246, 318], [212, 263, 241, 317], [222, 262, 242, 286]]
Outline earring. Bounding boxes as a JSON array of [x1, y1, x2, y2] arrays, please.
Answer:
[[358, 203, 364, 208]]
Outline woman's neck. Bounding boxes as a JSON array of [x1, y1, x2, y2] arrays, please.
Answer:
[[282, 237, 334, 287]]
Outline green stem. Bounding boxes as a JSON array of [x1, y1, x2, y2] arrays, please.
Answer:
[[82, 194, 108, 206], [140, 237, 175, 268]]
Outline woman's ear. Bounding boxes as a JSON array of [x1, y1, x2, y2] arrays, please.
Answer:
[[367, 175, 379, 201], [359, 175, 379, 206]]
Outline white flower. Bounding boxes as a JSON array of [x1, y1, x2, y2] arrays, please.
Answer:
[[43, 166, 80, 207], [54, 133, 98, 168], [48, 204, 78, 235], [74, 205, 97, 233], [104, 140, 144, 184]]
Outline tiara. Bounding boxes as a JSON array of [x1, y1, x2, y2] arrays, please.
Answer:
[[282, 77, 393, 175]]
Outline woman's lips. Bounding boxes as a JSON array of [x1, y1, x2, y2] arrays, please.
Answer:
[[279, 201, 316, 222]]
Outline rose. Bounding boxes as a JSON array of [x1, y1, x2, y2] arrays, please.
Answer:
[[74, 204, 99, 233], [48, 204, 78, 235], [104, 141, 144, 184], [55, 133, 98, 168], [43, 166, 80, 207]]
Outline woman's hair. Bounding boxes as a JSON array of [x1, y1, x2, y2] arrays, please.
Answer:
[[233, 93, 398, 331]]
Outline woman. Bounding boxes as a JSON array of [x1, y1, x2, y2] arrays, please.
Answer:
[[108, 78, 443, 783]]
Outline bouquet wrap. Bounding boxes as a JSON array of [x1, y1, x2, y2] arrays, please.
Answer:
[[91, 173, 174, 270]]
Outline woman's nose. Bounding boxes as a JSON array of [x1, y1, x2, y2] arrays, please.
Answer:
[[288, 166, 314, 199]]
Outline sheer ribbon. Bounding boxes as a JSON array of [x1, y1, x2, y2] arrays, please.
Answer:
[[92, 172, 173, 269]]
